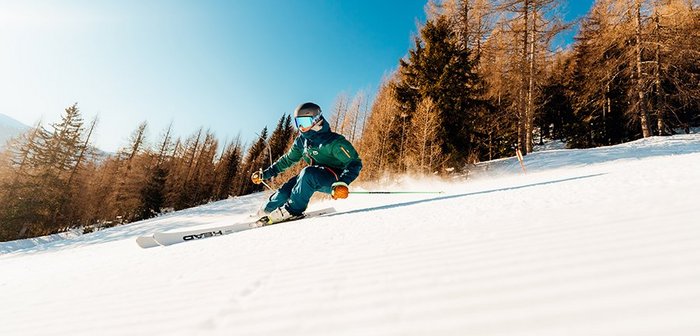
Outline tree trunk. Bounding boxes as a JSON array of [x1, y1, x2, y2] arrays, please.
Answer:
[[519, 0, 530, 154], [525, 4, 536, 153], [603, 82, 612, 145], [635, 0, 652, 137], [460, 0, 470, 49], [157, 122, 174, 166], [653, 5, 665, 135]]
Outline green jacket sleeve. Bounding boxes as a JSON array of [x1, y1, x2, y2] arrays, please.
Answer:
[[262, 136, 303, 179], [332, 138, 363, 185]]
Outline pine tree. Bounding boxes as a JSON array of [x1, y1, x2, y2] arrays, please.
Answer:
[[189, 131, 219, 205], [109, 122, 150, 222], [139, 166, 167, 219], [60, 117, 98, 227], [329, 93, 350, 133], [356, 77, 402, 180], [395, 14, 482, 168], [136, 124, 175, 219], [0, 125, 43, 240], [0, 103, 90, 238], [213, 136, 243, 200], [566, 0, 635, 147], [647, 0, 700, 134], [537, 52, 575, 142], [235, 127, 269, 195], [406, 97, 443, 174], [267, 115, 294, 161]]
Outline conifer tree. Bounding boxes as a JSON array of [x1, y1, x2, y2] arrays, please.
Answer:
[[358, 77, 402, 179], [170, 128, 203, 210], [267, 115, 294, 161], [141, 123, 177, 218], [164, 137, 185, 210], [110, 122, 149, 222], [60, 116, 98, 226], [343, 92, 368, 143], [235, 127, 269, 195], [395, 14, 482, 168], [330, 94, 350, 133], [406, 97, 443, 174], [0, 104, 90, 238], [188, 131, 218, 205], [0, 125, 43, 240], [566, 0, 634, 147], [213, 136, 243, 200], [138, 124, 175, 219], [139, 165, 168, 219]]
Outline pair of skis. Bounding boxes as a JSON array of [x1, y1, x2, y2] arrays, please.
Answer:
[[135, 207, 336, 248]]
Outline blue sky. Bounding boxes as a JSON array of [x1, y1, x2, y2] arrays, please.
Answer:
[[0, 0, 593, 152]]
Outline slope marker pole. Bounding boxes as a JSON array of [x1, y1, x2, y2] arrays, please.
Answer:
[[516, 148, 527, 174]]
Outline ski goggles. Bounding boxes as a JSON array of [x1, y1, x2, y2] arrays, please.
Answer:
[[294, 114, 322, 130]]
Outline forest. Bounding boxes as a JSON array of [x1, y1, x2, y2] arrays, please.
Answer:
[[1, 0, 698, 241]]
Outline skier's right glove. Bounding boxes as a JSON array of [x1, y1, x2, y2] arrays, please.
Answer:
[[331, 182, 349, 200], [251, 169, 264, 185]]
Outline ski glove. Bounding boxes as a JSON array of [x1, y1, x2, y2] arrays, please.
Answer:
[[251, 169, 263, 185], [331, 182, 349, 200]]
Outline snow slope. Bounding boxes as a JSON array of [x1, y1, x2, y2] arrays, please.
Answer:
[[2, 135, 700, 336]]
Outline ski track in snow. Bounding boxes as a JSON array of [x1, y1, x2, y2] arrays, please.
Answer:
[[2, 135, 700, 336]]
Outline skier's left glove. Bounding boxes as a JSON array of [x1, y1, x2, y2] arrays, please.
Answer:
[[331, 182, 349, 200], [251, 169, 264, 185]]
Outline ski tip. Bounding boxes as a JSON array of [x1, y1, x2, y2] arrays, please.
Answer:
[[136, 235, 160, 249]]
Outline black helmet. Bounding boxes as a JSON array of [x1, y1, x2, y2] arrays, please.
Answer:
[[294, 102, 322, 118]]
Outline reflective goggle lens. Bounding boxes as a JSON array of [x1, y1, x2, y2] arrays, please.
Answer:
[[295, 116, 316, 129]]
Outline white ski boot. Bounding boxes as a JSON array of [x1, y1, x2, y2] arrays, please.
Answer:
[[256, 205, 303, 226]]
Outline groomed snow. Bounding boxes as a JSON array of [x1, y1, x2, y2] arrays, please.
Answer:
[[2, 135, 700, 336]]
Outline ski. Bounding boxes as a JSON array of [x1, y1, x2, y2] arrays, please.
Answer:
[[135, 235, 160, 248], [136, 207, 336, 248]]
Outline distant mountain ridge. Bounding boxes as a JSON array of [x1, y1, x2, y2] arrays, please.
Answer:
[[0, 113, 31, 146]]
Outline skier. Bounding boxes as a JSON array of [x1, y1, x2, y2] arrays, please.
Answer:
[[251, 102, 363, 224]]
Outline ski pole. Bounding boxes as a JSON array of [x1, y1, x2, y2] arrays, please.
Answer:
[[263, 182, 442, 195], [255, 168, 274, 191], [349, 191, 444, 195], [261, 180, 273, 191]]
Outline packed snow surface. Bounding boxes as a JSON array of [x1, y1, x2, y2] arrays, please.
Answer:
[[2, 135, 700, 336]]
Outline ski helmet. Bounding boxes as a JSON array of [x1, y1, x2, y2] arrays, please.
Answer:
[[293, 102, 323, 132], [294, 102, 322, 118]]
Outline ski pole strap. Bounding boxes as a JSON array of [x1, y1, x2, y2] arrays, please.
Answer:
[[349, 191, 444, 195]]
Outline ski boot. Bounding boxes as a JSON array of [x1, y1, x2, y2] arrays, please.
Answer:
[[255, 205, 304, 227]]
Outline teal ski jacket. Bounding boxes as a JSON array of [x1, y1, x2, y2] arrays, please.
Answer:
[[262, 118, 362, 185]]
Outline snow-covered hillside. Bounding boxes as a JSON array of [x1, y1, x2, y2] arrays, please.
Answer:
[[2, 135, 700, 336]]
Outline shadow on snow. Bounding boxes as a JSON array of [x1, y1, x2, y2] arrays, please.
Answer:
[[330, 173, 607, 217]]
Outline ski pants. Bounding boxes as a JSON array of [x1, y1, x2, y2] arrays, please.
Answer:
[[264, 165, 338, 215]]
